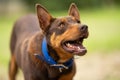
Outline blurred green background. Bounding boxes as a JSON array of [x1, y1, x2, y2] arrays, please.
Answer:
[[0, 0, 120, 80]]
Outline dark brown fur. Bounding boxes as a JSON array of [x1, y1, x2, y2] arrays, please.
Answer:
[[9, 3, 88, 80]]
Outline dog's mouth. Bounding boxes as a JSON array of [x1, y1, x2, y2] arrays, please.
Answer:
[[62, 37, 87, 56]]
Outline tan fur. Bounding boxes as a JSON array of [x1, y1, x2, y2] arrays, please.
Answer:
[[9, 55, 18, 80], [50, 25, 81, 62]]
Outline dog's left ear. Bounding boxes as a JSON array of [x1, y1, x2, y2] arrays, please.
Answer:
[[36, 4, 53, 32], [68, 3, 80, 20]]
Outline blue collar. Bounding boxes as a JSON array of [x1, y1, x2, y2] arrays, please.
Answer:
[[34, 37, 73, 70]]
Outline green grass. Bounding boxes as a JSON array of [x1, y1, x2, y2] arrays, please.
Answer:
[[82, 7, 120, 52], [0, 6, 120, 67], [0, 15, 20, 66]]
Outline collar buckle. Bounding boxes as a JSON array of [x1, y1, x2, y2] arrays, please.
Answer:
[[51, 64, 68, 72]]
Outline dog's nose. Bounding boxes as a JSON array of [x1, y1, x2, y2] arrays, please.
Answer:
[[80, 24, 88, 32]]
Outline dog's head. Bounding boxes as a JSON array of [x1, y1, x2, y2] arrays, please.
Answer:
[[36, 3, 89, 63]]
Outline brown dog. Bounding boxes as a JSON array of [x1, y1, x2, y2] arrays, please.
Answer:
[[9, 3, 88, 80]]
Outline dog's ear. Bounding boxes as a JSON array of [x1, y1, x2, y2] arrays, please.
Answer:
[[36, 4, 52, 31], [68, 3, 80, 20]]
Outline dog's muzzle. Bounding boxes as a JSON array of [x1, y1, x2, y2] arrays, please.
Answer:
[[62, 24, 88, 56]]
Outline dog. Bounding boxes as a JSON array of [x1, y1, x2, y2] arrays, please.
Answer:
[[9, 3, 88, 80]]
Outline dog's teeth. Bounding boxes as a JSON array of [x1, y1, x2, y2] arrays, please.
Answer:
[[67, 43, 72, 48], [69, 45, 73, 48], [78, 47, 80, 50], [70, 45, 73, 48], [77, 47, 81, 51], [67, 43, 70, 46], [70, 45, 72, 47]]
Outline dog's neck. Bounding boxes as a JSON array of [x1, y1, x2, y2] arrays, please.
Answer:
[[47, 44, 60, 62], [34, 37, 73, 72]]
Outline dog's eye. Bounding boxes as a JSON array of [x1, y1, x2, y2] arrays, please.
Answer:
[[58, 22, 65, 28], [59, 22, 65, 26]]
